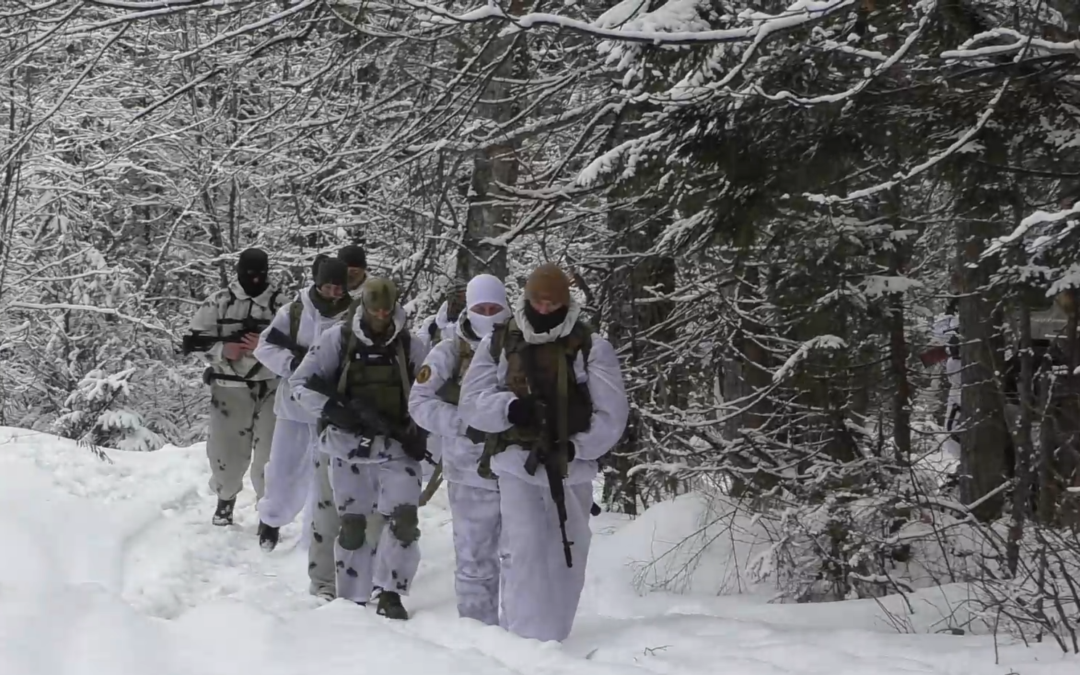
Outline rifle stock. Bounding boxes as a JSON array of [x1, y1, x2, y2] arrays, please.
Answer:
[[181, 317, 270, 355], [264, 326, 307, 360]]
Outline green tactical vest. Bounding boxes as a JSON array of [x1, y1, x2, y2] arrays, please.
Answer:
[[476, 318, 594, 478], [333, 306, 414, 428]]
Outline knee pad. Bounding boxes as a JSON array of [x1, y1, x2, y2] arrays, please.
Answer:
[[338, 514, 368, 551], [389, 504, 420, 546]]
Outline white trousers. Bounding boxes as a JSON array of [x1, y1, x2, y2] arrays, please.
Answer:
[[499, 473, 593, 642], [257, 419, 313, 528]]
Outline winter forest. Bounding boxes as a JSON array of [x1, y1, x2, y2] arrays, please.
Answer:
[[2, 0, 1080, 655]]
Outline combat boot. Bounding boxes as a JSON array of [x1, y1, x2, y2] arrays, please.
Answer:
[[376, 591, 409, 620], [257, 522, 279, 551], [308, 583, 336, 603], [212, 498, 235, 526]]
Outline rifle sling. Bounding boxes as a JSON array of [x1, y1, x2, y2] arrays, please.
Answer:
[[214, 302, 265, 381]]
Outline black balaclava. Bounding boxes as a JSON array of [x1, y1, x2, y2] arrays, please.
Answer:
[[237, 248, 270, 298], [524, 304, 569, 335], [522, 262, 571, 334]]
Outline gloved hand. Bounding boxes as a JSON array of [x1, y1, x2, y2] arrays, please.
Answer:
[[400, 427, 430, 463], [507, 396, 539, 427], [322, 401, 356, 431]]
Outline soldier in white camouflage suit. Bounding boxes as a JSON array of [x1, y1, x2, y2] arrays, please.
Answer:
[[409, 273, 511, 626], [459, 263, 629, 642], [186, 248, 287, 526], [290, 278, 430, 619], [252, 258, 352, 553]]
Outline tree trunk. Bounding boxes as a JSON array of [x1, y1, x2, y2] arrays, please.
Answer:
[[956, 216, 1010, 520], [454, 10, 526, 282]]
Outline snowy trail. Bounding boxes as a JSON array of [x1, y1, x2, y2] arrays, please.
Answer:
[[1, 427, 1076, 675]]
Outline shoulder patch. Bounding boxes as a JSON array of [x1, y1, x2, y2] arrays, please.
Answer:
[[416, 364, 432, 384]]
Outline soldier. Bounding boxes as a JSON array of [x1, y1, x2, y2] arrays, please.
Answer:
[[185, 248, 287, 526], [414, 280, 468, 491], [459, 263, 629, 642], [252, 258, 352, 552], [416, 280, 467, 351], [339, 244, 368, 295], [408, 273, 511, 626], [306, 245, 378, 601], [290, 278, 430, 619]]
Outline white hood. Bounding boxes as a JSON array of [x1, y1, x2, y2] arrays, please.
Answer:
[[351, 302, 409, 346], [511, 297, 581, 345]]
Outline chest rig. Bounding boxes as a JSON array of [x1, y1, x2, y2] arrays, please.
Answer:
[[476, 318, 595, 478], [436, 336, 476, 406], [333, 313, 414, 427]]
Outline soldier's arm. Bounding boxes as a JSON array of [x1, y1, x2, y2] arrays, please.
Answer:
[[413, 316, 434, 352], [408, 340, 464, 438], [458, 335, 515, 434], [252, 305, 297, 378], [288, 324, 344, 418], [568, 336, 629, 461], [188, 290, 228, 364], [408, 328, 431, 369]]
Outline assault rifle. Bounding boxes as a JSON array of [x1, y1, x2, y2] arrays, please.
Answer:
[[263, 326, 307, 362], [181, 317, 270, 355], [303, 373, 432, 463], [303, 373, 394, 437], [524, 399, 574, 568]]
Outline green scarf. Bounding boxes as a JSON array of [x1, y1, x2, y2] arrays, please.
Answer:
[[309, 286, 351, 318]]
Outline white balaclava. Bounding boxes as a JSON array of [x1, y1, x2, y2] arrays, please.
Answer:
[[464, 274, 509, 338]]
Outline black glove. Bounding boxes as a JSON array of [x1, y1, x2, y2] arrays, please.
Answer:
[[322, 401, 356, 431], [507, 396, 538, 427], [400, 428, 430, 463], [567, 440, 576, 463]]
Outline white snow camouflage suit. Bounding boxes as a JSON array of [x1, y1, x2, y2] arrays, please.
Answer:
[[189, 280, 286, 502], [414, 300, 457, 470], [252, 284, 350, 595], [289, 302, 430, 605], [409, 304, 510, 625], [459, 298, 629, 642]]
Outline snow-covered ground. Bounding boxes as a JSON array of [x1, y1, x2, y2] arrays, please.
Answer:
[[0, 426, 1075, 675]]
